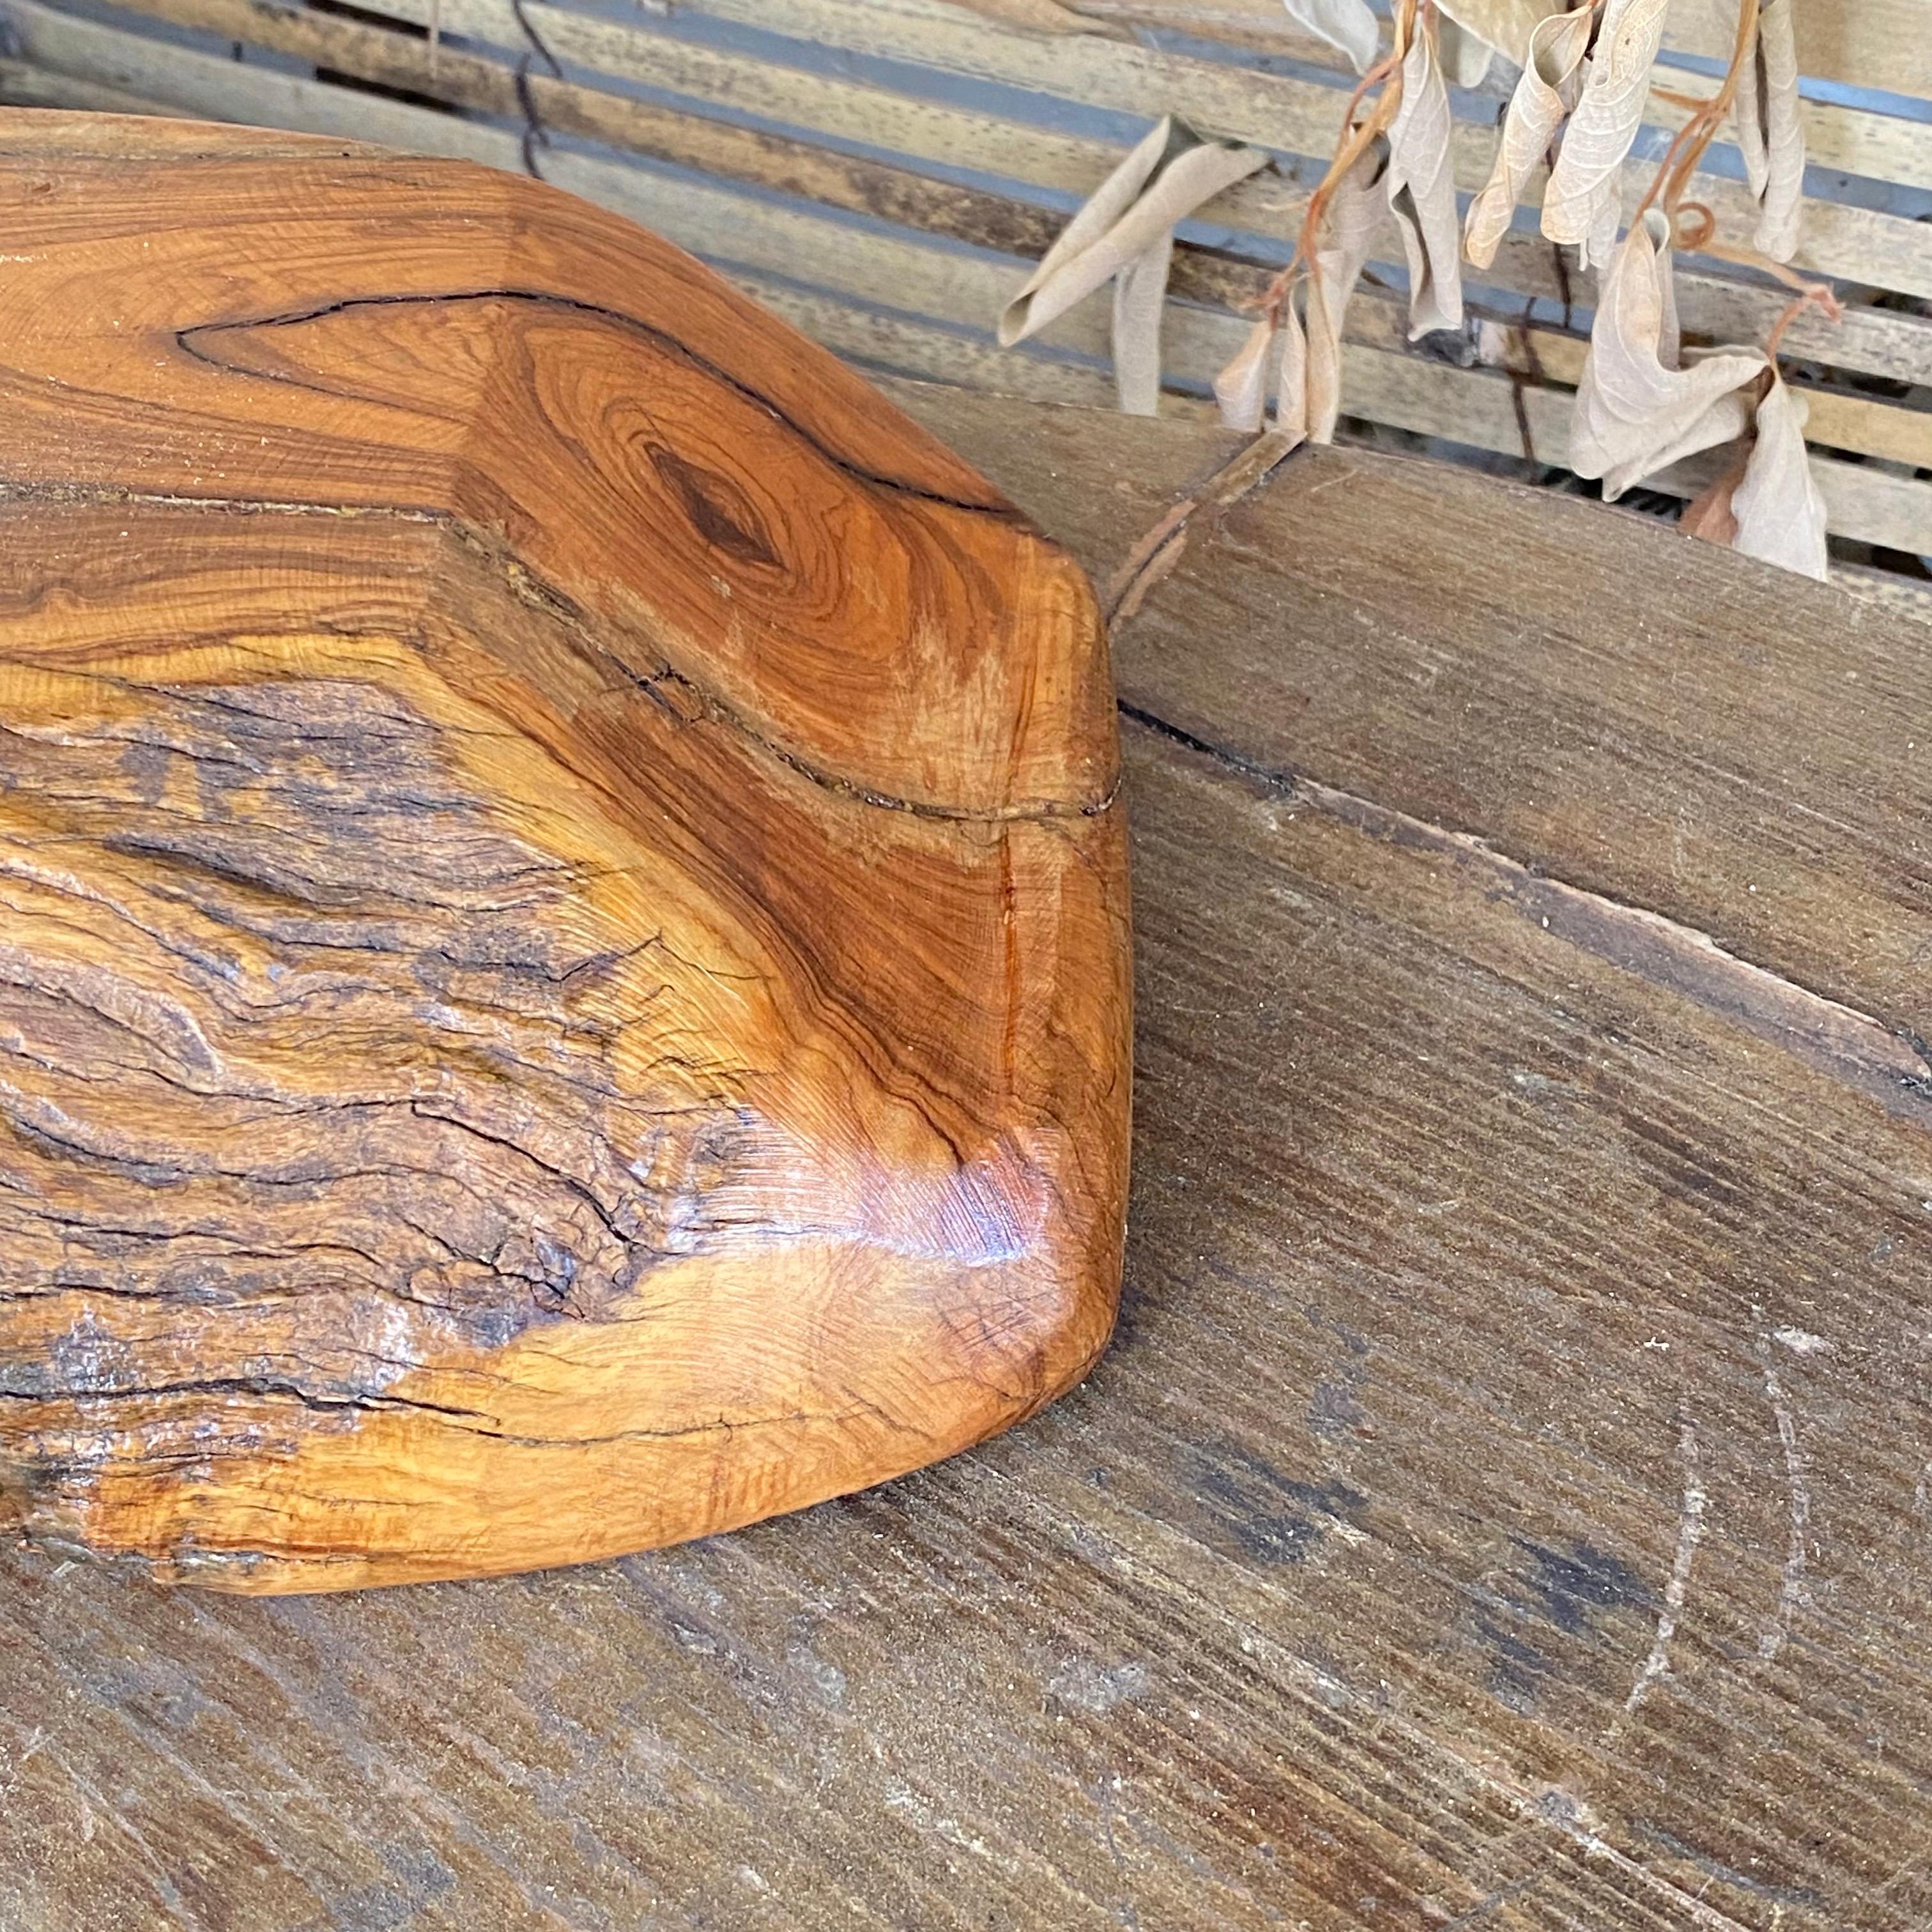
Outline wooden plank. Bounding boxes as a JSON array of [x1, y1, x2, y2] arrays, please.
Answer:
[[1069, 0, 1932, 105], [8, 2, 1928, 546], [894, 383, 1932, 1033], [680, 0, 1932, 298], [7, 388, 1932, 1931], [271, 0, 1932, 386]]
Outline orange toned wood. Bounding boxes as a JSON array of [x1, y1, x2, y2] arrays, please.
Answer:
[[0, 110, 1130, 1592]]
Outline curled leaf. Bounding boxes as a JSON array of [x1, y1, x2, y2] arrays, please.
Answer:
[[1212, 136, 1381, 439], [1464, 1, 1595, 270], [1275, 296, 1310, 443], [1436, 0, 1571, 64], [1733, 0, 1804, 262], [1680, 448, 1745, 545], [1570, 210, 1765, 499], [1436, 16, 1496, 88], [1731, 372, 1828, 579], [999, 116, 1270, 415], [1543, 0, 1668, 265], [1386, 20, 1464, 338], [1215, 314, 1276, 431], [1280, 0, 1381, 74], [1306, 135, 1388, 438]]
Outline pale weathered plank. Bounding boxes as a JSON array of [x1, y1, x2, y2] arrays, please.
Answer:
[[330, 0, 1932, 385], [4, 17, 1922, 551], [681, 0, 1932, 298], [893, 381, 1932, 1031], [80, 0, 1932, 479], [1066, 0, 1932, 102]]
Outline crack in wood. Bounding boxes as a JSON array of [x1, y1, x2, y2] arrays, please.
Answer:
[[1120, 700, 1932, 1131]]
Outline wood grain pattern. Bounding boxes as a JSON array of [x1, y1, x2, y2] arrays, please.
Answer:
[[0, 112, 1131, 1591], [6, 376, 1932, 1931]]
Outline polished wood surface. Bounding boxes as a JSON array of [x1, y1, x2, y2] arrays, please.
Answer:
[[0, 112, 1130, 1591]]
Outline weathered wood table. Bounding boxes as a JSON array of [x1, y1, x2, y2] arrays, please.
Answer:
[[6, 377, 1930, 1931]]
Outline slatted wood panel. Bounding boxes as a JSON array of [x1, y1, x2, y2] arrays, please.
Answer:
[[0, 0, 1925, 561]]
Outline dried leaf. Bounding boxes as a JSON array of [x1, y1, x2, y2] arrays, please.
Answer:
[[1570, 210, 1765, 498], [1111, 227, 1175, 414], [1209, 134, 1379, 439], [1543, 0, 1667, 264], [1464, 2, 1595, 269], [1436, 0, 1571, 63], [999, 117, 1269, 414], [1732, 373, 1828, 579], [1275, 298, 1310, 443], [1733, 0, 1804, 261], [1215, 315, 1276, 431], [1280, 0, 1380, 73], [1386, 20, 1464, 339], [1436, 17, 1496, 87], [1680, 450, 1745, 544], [1307, 136, 1387, 438]]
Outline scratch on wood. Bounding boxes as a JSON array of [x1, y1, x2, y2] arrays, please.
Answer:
[[1622, 1418, 1705, 1717], [1758, 1356, 1812, 1663], [1101, 428, 1301, 625]]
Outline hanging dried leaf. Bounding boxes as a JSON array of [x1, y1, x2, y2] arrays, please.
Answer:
[[1110, 227, 1176, 414], [1280, 0, 1381, 74], [1436, 17, 1496, 88], [1733, 0, 1804, 261], [1215, 315, 1276, 431], [1307, 137, 1388, 438], [1570, 210, 1765, 498], [1544, 0, 1668, 265], [1386, 20, 1464, 338], [1436, 0, 1571, 64], [1464, 2, 1595, 269], [1275, 296, 1311, 443], [1732, 372, 1828, 579], [1680, 450, 1745, 544], [999, 117, 1270, 415]]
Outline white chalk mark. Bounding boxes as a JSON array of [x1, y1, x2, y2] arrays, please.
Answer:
[[1625, 1420, 1706, 1715], [1758, 1359, 1811, 1662]]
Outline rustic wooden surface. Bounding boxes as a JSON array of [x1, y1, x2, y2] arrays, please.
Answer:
[[6, 353, 1932, 1922], [0, 112, 1129, 1590]]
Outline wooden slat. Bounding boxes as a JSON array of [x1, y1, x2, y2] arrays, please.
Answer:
[[337, 0, 1932, 386], [93, 0, 1932, 454], [1666, 0, 1932, 98], [1070, 0, 1932, 105], [6, 3, 1927, 553], [680, 0, 1932, 299], [8, 383, 1932, 1932], [35, 0, 1932, 454]]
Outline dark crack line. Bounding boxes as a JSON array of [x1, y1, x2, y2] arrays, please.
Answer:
[[1120, 700, 1932, 1131], [173, 286, 1022, 526], [0, 480, 1111, 825]]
